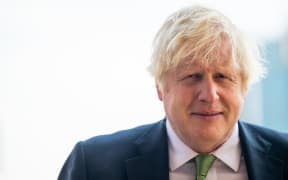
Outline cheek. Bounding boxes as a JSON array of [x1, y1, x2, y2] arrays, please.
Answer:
[[163, 89, 192, 117], [227, 91, 245, 117], [176, 86, 196, 102]]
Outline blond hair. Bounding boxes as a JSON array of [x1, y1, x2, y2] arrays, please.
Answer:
[[148, 5, 266, 90]]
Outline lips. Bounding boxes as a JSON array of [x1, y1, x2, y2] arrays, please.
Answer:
[[190, 111, 224, 119], [192, 112, 223, 116]]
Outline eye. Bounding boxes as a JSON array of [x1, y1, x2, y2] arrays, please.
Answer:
[[214, 73, 226, 79], [181, 73, 203, 81], [214, 73, 235, 83]]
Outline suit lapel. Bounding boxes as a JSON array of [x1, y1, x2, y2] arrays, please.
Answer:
[[239, 121, 285, 180], [124, 120, 286, 180], [125, 120, 169, 180]]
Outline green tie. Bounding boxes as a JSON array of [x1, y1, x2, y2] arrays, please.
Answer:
[[194, 154, 216, 180]]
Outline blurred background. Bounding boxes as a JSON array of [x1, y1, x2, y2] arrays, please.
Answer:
[[0, 0, 287, 179]]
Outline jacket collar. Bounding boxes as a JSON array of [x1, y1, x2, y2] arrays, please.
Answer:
[[125, 120, 285, 180], [125, 120, 169, 180], [238, 121, 285, 180]]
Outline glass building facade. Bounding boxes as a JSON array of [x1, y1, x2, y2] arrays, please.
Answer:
[[241, 37, 288, 131]]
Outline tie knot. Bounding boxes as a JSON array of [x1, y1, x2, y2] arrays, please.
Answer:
[[195, 154, 216, 179]]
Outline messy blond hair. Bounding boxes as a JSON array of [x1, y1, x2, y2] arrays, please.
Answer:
[[148, 5, 266, 90]]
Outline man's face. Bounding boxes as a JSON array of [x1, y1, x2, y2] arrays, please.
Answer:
[[157, 49, 246, 153]]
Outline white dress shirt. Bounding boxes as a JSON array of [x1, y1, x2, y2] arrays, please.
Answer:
[[166, 120, 249, 180]]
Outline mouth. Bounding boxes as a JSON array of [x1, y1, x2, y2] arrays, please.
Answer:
[[191, 112, 224, 119]]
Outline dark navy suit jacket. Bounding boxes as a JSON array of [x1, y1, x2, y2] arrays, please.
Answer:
[[58, 120, 288, 180]]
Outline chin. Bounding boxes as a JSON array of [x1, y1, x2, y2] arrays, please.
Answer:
[[197, 130, 226, 143]]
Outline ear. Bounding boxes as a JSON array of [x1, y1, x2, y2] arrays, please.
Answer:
[[240, 88, 248, 105], [242, 87, 248, 99], [156, 84, 163, 101]]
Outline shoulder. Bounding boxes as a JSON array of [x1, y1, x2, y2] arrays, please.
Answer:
[[58, 120, 167, 179], [76, 120, 165, 159], [82, 120, 163, 148], [239, 121, 288, 148]]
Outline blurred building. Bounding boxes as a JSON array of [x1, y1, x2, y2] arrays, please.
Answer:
[[241, 29, 288, 131]]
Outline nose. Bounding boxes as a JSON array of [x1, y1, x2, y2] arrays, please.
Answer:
[[197, 78, 219, 103]]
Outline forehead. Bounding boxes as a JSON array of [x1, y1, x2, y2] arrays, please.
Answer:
[[175, 60, 238, 75]]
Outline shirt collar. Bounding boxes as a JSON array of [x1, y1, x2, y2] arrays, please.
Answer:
[[213, 122, 241, 172], [166, 119, 241, 172]]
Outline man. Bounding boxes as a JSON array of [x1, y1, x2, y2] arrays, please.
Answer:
[[58, 5, 288, 180]]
